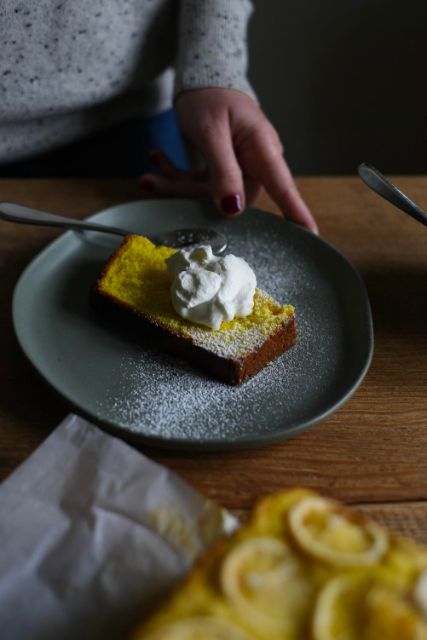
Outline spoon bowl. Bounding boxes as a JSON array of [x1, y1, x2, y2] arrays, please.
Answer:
[[0, 201, 228, 253]]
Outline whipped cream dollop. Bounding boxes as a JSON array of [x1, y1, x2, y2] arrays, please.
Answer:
[[167, 245, 257, 330]]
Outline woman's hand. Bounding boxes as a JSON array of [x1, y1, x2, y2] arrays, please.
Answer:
[[139, 88, 318, 233]]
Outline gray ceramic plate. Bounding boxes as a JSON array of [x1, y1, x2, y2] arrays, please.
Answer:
[[13, 199, 373, 450]]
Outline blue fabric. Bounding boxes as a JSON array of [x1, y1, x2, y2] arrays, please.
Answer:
[[142, 109, 189, 173]]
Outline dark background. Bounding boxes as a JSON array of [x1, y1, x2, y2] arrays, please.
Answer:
[[248, 0, 427, 175]]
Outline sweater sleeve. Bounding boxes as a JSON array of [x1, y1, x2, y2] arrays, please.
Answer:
[[174, 0, 256, 100]]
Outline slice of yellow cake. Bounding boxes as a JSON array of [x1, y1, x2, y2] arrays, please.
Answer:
[[92, 235, 296, 384], [132, 489, 427, 639]]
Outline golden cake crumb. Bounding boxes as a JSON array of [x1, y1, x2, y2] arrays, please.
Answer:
[[97, 235, 294, 359]]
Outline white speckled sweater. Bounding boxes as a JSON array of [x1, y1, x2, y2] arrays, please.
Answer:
[[0, 0, 254, 163]]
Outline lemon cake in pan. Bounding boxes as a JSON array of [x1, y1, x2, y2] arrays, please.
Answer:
[[133, 488, 427, 639], [92, 235, 296, 384]]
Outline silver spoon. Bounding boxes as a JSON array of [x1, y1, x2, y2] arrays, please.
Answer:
[[0, 201, 228, 252], [358, 163, 427, 227]]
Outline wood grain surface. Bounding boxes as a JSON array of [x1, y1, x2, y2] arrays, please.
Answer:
[[1, 177, 426, 540]]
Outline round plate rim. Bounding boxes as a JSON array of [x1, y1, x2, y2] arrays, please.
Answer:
[[12, 199, 374, 451]]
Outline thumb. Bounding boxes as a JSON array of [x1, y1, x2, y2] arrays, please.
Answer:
[[196, 121, 245, 216]]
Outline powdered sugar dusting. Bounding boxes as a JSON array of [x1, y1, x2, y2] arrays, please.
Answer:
[[97, 217, 357, 447], [175, 289, 292, 360]]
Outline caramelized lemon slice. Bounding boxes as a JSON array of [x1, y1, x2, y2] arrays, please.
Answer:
[[220, 536, 312, 636], [365, 584, 427, 639], [144, 617, 254, 639], [312, 575, 367, 640], [415, 570, 427, 619], [313, 574, 427, 640], [288, 497, 388, 567]]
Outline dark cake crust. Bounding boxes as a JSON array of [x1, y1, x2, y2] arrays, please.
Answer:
[[91, 285, 297, 385]]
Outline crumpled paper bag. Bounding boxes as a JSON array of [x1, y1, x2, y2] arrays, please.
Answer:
[[0, 414, 236, 639]]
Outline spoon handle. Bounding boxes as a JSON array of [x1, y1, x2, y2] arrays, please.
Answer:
[[0, 202, 128, 236], [358, 163, 427, 226], [0, 200, 228, 252]]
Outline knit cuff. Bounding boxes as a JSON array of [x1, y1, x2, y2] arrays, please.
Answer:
[[174, 0, 257, 101]]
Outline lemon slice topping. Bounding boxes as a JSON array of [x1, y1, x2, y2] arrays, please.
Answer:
[[288, 496, 388, 567], [365, 583, 427, 639], [312, 575, 367, 640], [220, 536, 312, 635]]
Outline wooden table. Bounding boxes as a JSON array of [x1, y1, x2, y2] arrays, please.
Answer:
[[1, 178, 427, 540]]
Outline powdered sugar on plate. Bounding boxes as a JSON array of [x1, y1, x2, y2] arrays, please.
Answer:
[[97, 217, 355, 448], [14, 200, 371, 449]]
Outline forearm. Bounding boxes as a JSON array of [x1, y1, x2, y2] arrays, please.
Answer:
[[175, 0, 256, 100]]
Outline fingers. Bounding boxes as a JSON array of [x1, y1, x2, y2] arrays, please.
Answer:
[[143, 107, 317, 231], [149, 148, 207, 181], [175, 90, 245, 216], [139, 172, 209, 198], [139, 173, 208, 197], [149, 149, 193, 179], [194, 119, 245, 216], [268, 160, 318, 233], [139, 149, 208, 197], [173, 88, 319, 229], [250, 130, 318, 233], [244, 176, 262, 208], [140, 153, 262, 216], [142, 142, 246, 217]]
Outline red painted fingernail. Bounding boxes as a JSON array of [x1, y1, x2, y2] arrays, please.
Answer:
[[221, 194, 241, 215], [139, 177, 156, 191]]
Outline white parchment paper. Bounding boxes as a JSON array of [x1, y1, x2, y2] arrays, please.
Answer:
[[0, 415, 236, 640]]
